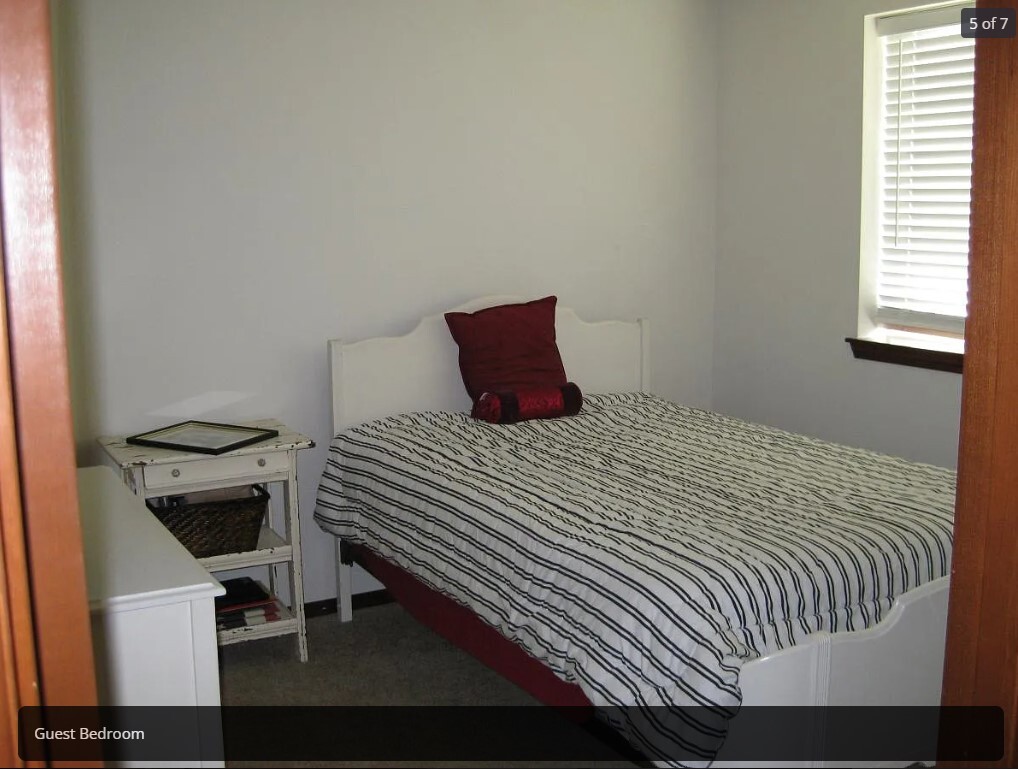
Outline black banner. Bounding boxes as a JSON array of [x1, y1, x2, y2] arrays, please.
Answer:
[[18, 705, 1003, 763]]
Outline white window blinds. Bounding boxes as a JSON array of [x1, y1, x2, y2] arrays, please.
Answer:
[[875, 10, 974, 334]]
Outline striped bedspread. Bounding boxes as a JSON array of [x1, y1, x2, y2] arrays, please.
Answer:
[[314, 392, 955, 762]]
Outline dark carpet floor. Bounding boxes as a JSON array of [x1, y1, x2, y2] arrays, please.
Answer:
[[218, 602, 636, 768]]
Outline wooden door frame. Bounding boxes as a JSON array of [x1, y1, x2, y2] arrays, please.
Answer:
[[0, 0, 99, 765], [941, 0, 1018, 765], [0, 230, 42, 767]]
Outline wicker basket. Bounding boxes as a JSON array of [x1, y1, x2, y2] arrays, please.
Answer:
[[147, 484, 269, 558]]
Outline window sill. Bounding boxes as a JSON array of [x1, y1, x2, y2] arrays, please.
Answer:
[[845, 337, 963, 374]]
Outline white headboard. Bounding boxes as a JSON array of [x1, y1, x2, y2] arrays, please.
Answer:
[[328, 295, 649, 436]]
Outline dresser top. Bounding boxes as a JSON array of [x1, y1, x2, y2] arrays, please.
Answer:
[[77, 466, 224, 611], [98, 418, 314, 468]]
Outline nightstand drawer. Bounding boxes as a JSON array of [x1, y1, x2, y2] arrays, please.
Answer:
[[144, 452, 289, 490]]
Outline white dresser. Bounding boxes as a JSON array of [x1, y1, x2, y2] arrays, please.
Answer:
[[78, 466, 225, 767]]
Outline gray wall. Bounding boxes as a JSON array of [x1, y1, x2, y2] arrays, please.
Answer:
[[714, 0, 963, 468], [56, 0, 967, 605], [54, 0, 720, 601]]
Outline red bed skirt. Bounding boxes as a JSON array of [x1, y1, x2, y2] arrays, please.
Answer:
[[354, 544, 592, 709]]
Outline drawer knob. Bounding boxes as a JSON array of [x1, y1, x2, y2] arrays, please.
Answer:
[[171, 468, 181, 477], [257, 458, 266, 467]]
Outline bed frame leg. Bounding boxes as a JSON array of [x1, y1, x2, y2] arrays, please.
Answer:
[[336, 538, 353, 623]]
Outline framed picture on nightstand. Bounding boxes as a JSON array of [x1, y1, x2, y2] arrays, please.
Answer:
[[125, 420, 279, 455]]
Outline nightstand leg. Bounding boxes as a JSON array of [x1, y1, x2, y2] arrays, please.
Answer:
[[267, 487, 278, 600], [285, 455, 308, 662]]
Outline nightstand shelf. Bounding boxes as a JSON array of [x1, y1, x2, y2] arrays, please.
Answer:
[[200, 527, 291, 571], [218, 600, 297, 646], [98, 419, 314, 662]]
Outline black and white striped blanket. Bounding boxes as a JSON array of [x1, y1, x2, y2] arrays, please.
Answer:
[[314, 392, 955, 762]]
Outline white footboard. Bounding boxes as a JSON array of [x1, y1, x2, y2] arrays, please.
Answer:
[[717, 575, 950, 768], [336, 538, 947, 766]]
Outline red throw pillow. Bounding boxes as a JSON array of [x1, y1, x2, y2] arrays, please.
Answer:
[[444, 296, 567, 402], [472, 383, 583, 424]]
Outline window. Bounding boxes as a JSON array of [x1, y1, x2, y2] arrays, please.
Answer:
[[854, 2, 974, 369]]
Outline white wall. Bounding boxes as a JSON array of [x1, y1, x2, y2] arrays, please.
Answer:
[[714, 0, 963, 469], [54, 0, 719, 601]]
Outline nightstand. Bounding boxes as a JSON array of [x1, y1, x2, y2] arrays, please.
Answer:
[[98, 419, 314, 662]]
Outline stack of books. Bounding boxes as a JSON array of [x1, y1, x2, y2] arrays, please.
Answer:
[[215, 577, 280, 631]]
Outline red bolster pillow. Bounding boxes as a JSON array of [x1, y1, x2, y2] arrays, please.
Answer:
[[471, 383, 583, 424]]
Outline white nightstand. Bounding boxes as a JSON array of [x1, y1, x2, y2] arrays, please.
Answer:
[[98, 419, 314, 662]]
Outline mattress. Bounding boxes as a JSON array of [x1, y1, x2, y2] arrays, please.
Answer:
[[314, 392, 955, 762]]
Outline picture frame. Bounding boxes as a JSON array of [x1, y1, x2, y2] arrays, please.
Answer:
[[125, 420, 279, 455]]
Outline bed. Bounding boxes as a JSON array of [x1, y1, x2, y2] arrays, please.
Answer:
[[313, 295, 955, 766]]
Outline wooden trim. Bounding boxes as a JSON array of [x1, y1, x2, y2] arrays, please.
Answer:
[[0, 0, 98, 725], [845, 337, 963, 374], [940, 3, 1018, 765]]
